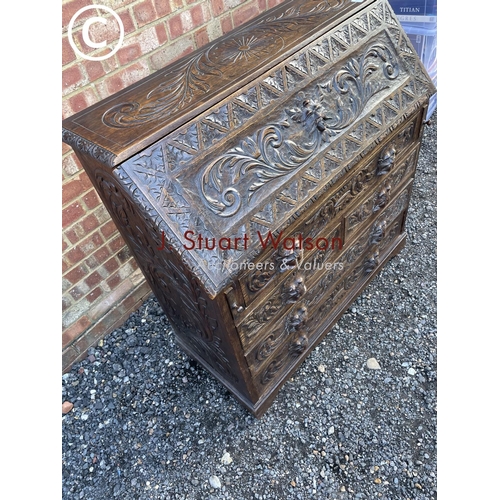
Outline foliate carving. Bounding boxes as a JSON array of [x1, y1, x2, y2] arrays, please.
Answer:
[[305, 165, 374, 230], [314, 223, 400, 326], [62, 129, 115, 166], [256, 325, 289, 363], [92, 167, 239, 384], [256, 322, 309, 382], [347, 180, 392, 230], [281, 274, 307, 304], [200, 41, 399, 217], [255, 197, 408, 389], [377, 144, 396, 175], [241, 183, 410, 350], [247, 267, 275, 293], [255, 304, 308, 365], [102, 54, 223, 128], [101, 0, 346, 129], [261, 358, 287, 385], [200, 123, 323, 217], [240, 295, 283, 338]]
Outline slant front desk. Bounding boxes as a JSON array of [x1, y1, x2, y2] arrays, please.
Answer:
[[62, 0, 435, 417]]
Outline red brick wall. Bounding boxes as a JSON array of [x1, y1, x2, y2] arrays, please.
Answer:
[[62, 0, 286, 372]]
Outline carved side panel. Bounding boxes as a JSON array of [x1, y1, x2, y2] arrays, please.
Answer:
[[84, 159, 246, 389]]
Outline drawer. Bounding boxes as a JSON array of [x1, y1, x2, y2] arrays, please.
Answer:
[[236, 221, 342, 347], [253, 209, 407, 393], [237, 178, 413, 352], [243, 184, 411, 375], [313, 215, 405, 327], [234, 111, 421, 309], [344, 143, 419, 241]]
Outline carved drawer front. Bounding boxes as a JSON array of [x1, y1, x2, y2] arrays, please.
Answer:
[[253, 208, 407, 394], [310, 214, 405, 333], [236, 180, 411, 351], [235, 222, 342, 345], [241, 182, 411, 364], [237, 210, 344, 309], [344, 141, 419, 242]]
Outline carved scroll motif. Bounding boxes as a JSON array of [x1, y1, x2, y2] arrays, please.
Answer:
[[101, 0, 345, 128], [200, 42, 399, 217]]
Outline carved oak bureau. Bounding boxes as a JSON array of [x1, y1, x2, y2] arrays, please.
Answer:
[[62, 0, 435, 417]]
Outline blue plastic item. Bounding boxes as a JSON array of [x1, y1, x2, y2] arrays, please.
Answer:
[[388, 1, 437, 119]]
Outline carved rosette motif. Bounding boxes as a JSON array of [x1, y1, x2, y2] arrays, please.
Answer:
[[200, 42, 399, 217], [101, 0, 345, 128]]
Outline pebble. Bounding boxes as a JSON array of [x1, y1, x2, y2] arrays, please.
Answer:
[[366, 358, 381, 370], [328, 426, 335, 435], [318, 364, 326, 373], [62, 401, 73, 414], [408, 368, 416, 376], [221, 452, 233, 465], [209, 475, 221, 489]]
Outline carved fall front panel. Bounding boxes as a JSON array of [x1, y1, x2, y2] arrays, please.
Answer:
[[118, 5, 432, 297]]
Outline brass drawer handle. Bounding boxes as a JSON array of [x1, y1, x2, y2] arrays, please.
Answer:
[[377, 144, 396, 175]]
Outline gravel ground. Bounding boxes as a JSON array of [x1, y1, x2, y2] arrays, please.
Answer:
[[62, 111, 437, 500]]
